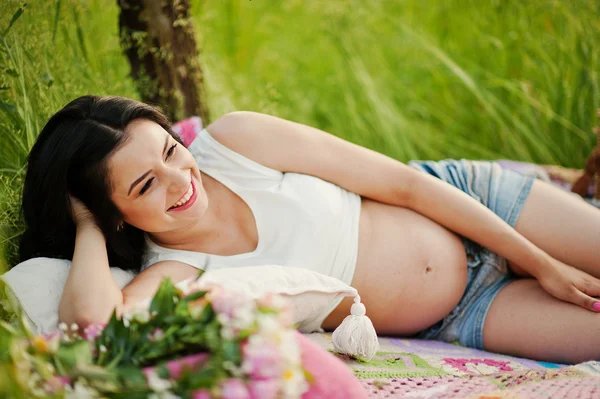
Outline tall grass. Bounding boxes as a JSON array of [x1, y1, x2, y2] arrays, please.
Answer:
[[0, 0, 599, 272], [0, 0, 138, 272], [195, 0, 599, 165]]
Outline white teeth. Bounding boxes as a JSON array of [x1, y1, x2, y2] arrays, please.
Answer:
[[171, 184, 193, 209]]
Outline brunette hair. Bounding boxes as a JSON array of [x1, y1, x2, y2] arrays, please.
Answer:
[[19, 95, 183, 271]]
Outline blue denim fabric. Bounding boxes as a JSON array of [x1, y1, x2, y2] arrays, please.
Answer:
[[407, 159, 535, 349]]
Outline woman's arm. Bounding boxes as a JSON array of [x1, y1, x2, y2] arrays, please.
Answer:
[[406, 172, 547, 276], [58, 220, 123, 327], [59, 198, 198, 327], [204, 111, 600, 310], [205, 111, 547, 276]]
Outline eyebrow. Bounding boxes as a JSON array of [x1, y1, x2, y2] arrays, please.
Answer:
[[128, 135, 170, 196]]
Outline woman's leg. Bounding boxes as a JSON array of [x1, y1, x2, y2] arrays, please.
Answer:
[[512, 179, 600, 278], [483, 278, 600, 364]]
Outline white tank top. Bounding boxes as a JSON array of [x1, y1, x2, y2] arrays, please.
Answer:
[[142, 129, 362, 285]]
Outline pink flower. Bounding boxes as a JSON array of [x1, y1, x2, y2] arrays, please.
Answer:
[[147, 328, 164, 341], [242, 340, 282, 380], [166, 353, 210, 379], [143, 353, 210, 380], [172, 116, 202, 147], [82, 323, 105, 342], [191, 388, 211, 399], [44, 375, 71, 394], [220, 378, 250, 399], [247, 379, 279, 399], [210, 288, 250, 319]]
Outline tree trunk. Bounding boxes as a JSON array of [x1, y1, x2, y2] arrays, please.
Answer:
[[118, 0, 209, 123]]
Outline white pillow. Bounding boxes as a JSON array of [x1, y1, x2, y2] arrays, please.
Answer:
[[1, 261, 378, 359], [1, 261, 357, 334], [168, 265, 379, 359], [0, 258, 135, 334], [182, 265, 358, 333]]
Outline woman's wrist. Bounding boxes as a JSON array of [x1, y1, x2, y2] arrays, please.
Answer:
[[75, 219, 105, 241], [523, 246, 554, 280], [75, 216, 99, 230]]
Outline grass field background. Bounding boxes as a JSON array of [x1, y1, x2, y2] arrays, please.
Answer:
[[1, 0, 599, 273]]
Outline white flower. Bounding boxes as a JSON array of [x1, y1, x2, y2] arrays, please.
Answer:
[[146, 370, 173, 392], [281, 367, 309, 399], [65, 380, 98, 399], [216, 313, 230, 325], [247, 332, 267, 348], [70, 323, 79, 331], [256, 314, 282, 338], [278, 330, 302, 365], [221, 326, 236, 340], [231, 306, 255, 330], [58, 322, 68, 332], [132, 309, 151, 323]]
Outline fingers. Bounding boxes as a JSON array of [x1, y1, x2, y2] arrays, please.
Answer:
[[580, 278, 600, 298], [577, 275, 600, 312], [571, 288, 600, 312]]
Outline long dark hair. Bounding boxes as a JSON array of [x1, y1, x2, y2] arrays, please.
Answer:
[[19, 95, 183, 271]]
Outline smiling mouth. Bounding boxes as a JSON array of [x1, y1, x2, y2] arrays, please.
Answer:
[[168, 181, 194, 210]]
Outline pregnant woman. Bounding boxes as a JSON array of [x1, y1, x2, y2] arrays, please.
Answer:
[[20, 95, 600, 364]]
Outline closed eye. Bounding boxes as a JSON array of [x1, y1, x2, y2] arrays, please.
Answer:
[[138, 143, 177, 197], [139, 177, 154, 195], [166, 143, 177, 160]]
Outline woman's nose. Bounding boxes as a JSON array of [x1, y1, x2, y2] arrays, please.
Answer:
[[166, 169, 189, 194]]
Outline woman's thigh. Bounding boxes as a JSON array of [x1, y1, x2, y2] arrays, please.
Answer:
[[513, 179, 600, 278], [483, 278, 600, 364]]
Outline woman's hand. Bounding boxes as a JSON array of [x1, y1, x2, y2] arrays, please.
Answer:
[[535, 257, 600, 312], [68, 194, 96, 227]]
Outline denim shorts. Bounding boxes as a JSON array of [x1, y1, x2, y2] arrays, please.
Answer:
[[407, 159, 535, 350]]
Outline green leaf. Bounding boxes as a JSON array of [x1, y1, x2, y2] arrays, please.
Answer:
[[39, 72, 54, 87], [150, 278, 178, 315], [156, 363, 170, 379], [222, 340, 242, 364], [3, 68, 18, 77], [201, 320, 222, 352], [0, 101, 17, 113], [70, 5, 87, 61], [181, 290, 208, 303], [52, 0, 62, 43], [117, 366, 148, 390], [303, 368, 315, 385], [186, 364, 219, 389], [56, 340, 93, 371], [2, 5, 26, 38], [196, 305, 215, 325]]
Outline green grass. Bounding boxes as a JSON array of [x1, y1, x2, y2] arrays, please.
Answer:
[[0, 0, 599, 273]]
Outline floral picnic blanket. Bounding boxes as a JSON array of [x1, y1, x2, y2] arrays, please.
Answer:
[[306, 333, 600, 399]]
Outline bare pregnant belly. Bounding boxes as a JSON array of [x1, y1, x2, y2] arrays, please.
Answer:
[[322, 198, 468, 336]]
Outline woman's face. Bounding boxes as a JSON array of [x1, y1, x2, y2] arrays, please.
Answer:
[[109, 119, 209, 233]]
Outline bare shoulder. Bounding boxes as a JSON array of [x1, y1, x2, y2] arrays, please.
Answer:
[[205, 111, 315, 173], [205, 111, 416, 206]]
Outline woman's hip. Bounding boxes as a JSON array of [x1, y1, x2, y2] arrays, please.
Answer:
[[408, 158, 536, 348]]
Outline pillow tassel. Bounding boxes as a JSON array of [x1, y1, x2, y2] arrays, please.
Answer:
[[331, 294, 379, 361]]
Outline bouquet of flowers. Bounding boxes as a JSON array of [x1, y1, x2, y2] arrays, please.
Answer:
[[0, 277, 310, 398]]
